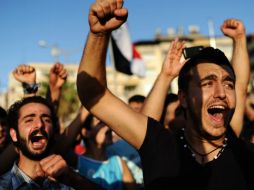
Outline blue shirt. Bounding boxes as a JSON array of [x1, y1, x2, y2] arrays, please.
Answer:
[[77, 155, 123, 190], [0, 163, 72, 190], [107, 139, 144, 185]]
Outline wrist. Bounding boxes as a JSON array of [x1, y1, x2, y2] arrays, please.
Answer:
[[90, 30, 112, 38], [232, 34, 246, 43], [49, 88, 61, 102], [89, 31, 111, 39], [22, 82, 39, 94], [159, 72, 175, 83], [49, 83, 61, 92]]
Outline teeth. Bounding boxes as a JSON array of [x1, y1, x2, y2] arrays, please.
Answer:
[[210, 105, 225, 110], [35, 135, 43, 137]]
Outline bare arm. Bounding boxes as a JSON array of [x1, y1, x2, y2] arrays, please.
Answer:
[[47, 62, 67, 112], [141, 39, 185, 120], [221, 19, 250, 136], [77, 0, 147, 149], [63, 106, 89, 140], [121, 159, 138, 190], [53, 106, 89, 156]]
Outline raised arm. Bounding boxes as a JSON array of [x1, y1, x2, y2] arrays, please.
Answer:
[[77, 0, 147, 149], [12, 64, 38, 97], [221, 19, 250, 136], [141, 39, 185, 120], [53, 106, 89, 156], [2, 65, 37, 174], [47, 62, 67, 111]]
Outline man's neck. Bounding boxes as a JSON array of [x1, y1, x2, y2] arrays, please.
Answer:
[[182, 125, 228, 164], [184, 126, 226, 155], [18, 154, 42, 180]]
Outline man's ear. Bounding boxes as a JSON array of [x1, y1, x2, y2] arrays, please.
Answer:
[[178, 90, 187, 109], [10, 128, 18, 142]]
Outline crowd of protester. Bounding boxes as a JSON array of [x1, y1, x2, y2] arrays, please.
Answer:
[[1, 0, 254, 189]]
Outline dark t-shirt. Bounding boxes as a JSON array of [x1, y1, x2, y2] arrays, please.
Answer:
[[138, 117, 254, 190]]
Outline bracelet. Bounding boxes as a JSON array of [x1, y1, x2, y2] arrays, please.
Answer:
[[22, 82, 39, 94]]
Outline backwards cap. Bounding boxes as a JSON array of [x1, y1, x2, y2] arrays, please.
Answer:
[[178, 47, 235, 91]]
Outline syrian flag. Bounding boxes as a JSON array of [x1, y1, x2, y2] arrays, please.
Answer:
[[111, 23, 145, 77]]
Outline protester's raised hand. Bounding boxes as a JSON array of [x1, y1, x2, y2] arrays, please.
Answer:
[[12, 64, 36, 84], [221, 19, 245, 40], [89, 0, 128, 34], [49, 62, 67, 90], [161, 39, 185, 79]]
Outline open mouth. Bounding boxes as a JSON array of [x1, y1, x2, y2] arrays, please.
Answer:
[[30, 135, 46, 143], [207, 105, 226, 124], [29, 130, 48, 150]]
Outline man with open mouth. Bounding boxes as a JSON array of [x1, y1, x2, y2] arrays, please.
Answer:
[[77, 0, 254, 189], [0, 96, 104, 190]]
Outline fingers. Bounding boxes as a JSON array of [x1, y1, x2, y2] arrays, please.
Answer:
[[221, 18, 245, 32], [92, 0, 122, 20], [35, 163, 46, 178], [221, 18, 245, 39], [40, 154, 68, 179], [89, 0, 127, 33], [51, 62, 63, 73], [93, 3, 108, 20], [116, 0, 123, 9], [162, 38, 185, 77], [169, 39, 185, 60], [114, 7, 128, 18], [223, 18, 240, 29], [12, 64, 36, 83], [51, 63, 68, 80], [58, 69, 68, 80], [13, 64, 35, 75]]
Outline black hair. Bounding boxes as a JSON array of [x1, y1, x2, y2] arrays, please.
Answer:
[[178, 47, 236, 93], [165, 93, 179, 105], [160, 93, 179, 124], [0, 106, 7, 119], [81, 114, 101, 146], [7, 96, 60, 135], [82, 114, 94, 130], [0, 106, 9, 152], [128, 94, 145, 104]]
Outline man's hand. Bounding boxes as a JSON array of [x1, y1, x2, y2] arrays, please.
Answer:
[[161, 39, 185, 79], [12, 64, 36, 84], [49, 63, 67, 90], [36, 154, 104, 189], [36, 154, 69, 181], [89, 0, 128, 34], [220, 18, 246, 40]]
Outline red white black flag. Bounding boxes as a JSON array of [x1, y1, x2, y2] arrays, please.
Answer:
[[111, 23, 145, 77]]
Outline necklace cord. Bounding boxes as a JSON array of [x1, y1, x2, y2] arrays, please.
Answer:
[[180, 128, 228, 164], [186, 142, 223, 157]]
